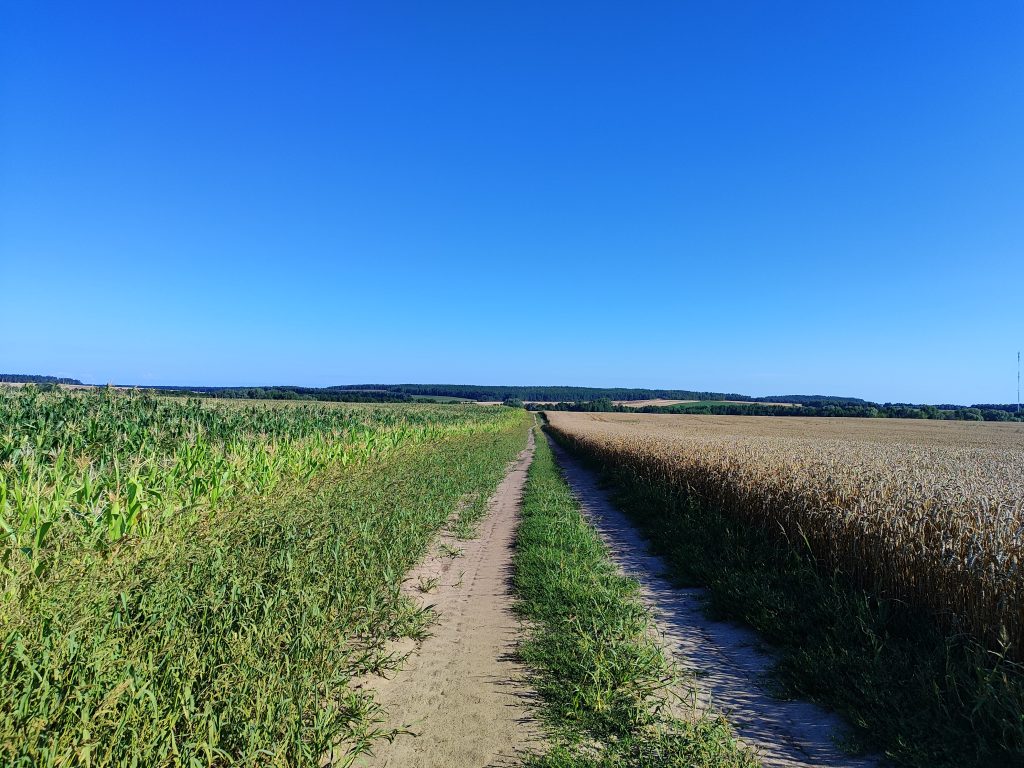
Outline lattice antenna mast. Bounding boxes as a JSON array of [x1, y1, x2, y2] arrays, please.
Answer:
[[1018, 351, 1021, 414]]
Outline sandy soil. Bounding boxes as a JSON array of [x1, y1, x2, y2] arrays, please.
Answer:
[[547, 435, 884, 768], [353, 430, 542, 768]]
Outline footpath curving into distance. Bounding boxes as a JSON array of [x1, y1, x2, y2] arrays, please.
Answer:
[[546, 434, 884, 768], [353, 430, 542, 768]]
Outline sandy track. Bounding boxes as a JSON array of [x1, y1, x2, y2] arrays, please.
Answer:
[[547, 435, 883, 768], [354, 430, 541, 768]]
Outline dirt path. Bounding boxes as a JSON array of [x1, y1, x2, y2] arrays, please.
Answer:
[[353, 430, 541, 768], [547, 435, 883, 768]]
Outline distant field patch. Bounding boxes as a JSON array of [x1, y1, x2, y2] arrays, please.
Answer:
[[612, 398, 698, 407], [615, 399, 801, 409]]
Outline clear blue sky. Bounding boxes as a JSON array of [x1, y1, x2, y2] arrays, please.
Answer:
[[2, 2, 1021, 404]]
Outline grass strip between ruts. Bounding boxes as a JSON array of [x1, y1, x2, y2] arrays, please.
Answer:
[[512, 425, 757, 767]]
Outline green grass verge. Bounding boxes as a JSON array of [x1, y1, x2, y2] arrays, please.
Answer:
[[513, 426, 757, 768], [547, 427, 1024, 768]]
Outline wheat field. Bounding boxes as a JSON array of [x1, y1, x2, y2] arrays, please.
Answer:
[[546, 412, 1024, 654]]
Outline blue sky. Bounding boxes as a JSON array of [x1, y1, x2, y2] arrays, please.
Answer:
[[2, 2, 1021, 403]]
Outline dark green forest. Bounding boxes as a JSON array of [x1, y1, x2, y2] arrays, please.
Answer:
[[156, 386, 413, 403], [0, 374, 83, 385], [329, 383, 751, 402], [5, 376, 1021, 420]]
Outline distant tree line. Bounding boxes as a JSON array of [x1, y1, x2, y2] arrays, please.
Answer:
[[1, 374, 83, 385], [157, 386, 413, 403], [757, 394, 870, 406], [9, 375, 1017, 419], [326, 384, 869, 404], [965, 403, 1024, 414], [529, 399, 1024, 421], [527, 398, 618, 412]]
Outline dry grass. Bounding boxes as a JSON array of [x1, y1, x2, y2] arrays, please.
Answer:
[[545, 412, 1024, 654]]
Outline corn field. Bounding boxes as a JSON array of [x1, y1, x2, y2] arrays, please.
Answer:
[[546, 412, 1024, 656], [0, 387, 529, 766]]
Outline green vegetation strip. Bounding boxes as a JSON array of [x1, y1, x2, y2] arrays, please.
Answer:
[[547, 432, 1024, 768], [1, 389, 530, 767], [512, 427, 755, 768]]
